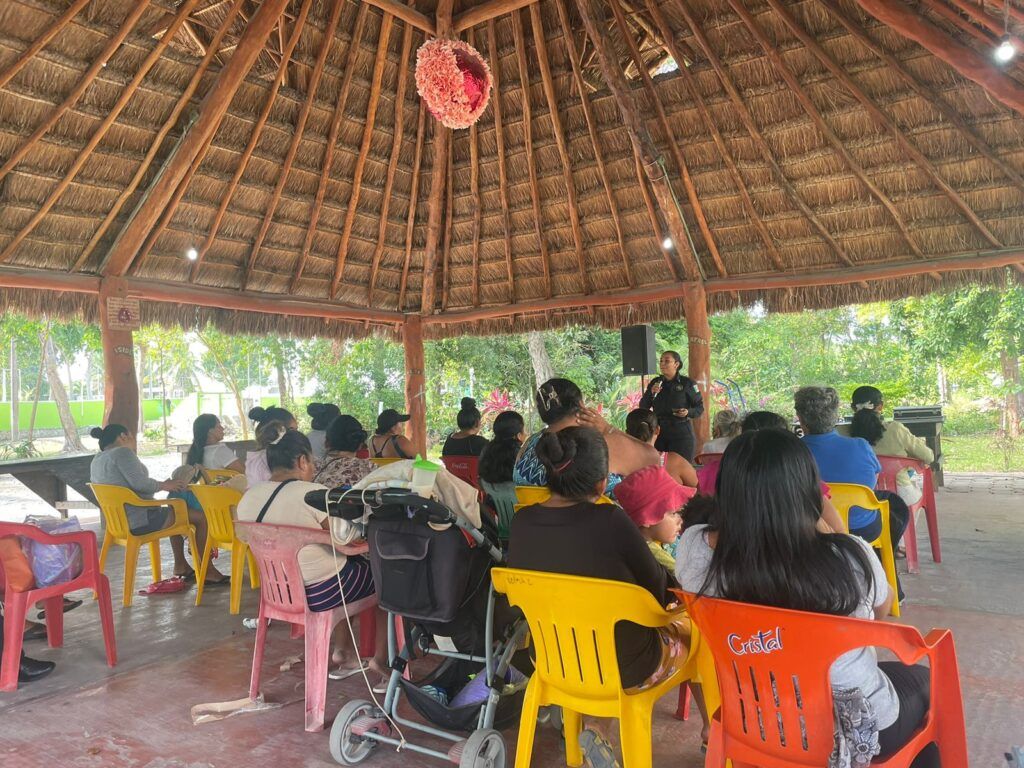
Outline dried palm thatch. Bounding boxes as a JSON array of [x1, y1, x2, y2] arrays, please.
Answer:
[[0, 0, 1022, 341]]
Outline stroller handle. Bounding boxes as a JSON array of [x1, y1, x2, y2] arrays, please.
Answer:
[[307, 486, 457, 525]]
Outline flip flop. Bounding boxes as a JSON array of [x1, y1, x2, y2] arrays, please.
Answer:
[[23, 623, 47, 641], [329, 660, 369, 681], [579, 728, 620, 768], [177, 570, 197, 583], [138, 576, 189, 595], [37, 597, 82, 620], [202, 577, 231, 587]]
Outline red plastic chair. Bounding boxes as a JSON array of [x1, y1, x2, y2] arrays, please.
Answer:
[[0, 522, 117, 691], [680, 592, 968, 768], [693, 452, 723, 467], [234, 522, 377, 732], [876, 455, 941, 574], [441, 455, 480, 490]]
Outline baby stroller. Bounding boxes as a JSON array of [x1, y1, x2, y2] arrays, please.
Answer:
[[308, 485, 528, 768]]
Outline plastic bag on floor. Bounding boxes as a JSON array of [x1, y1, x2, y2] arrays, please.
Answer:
[[22, 515, 84, 587], [190, 694, 286, 725]]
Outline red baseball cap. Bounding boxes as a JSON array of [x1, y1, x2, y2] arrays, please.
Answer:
[[615, 465, 697, 527]]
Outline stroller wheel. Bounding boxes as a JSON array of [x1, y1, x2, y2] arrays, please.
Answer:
[[457, 729, 506, 768], [330, 700, 382, 765]]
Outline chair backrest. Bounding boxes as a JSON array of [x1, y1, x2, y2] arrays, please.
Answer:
[[681, 592, 938, 766], [199, 468, 240, 484], [875, 454, 927, 494], [189, 484, 242, 546], [234, 521, 329, 622], [514, 485, 613, 511], [441, 455, 479, 488], [480, 479, 518, 540], [694, 452, 723, 468], [88, 483, 140, 539], [826, 483, 884, 531], [492, 568, 673, 700], [370, 457, 403, 467]]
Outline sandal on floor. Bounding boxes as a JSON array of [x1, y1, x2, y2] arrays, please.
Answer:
[[579, 728, 620, 768], [37, 597, 82, 620], [203, 576, 230, 587], [329, 659, 369, 681], [177, 570, 197, 583], [23, 623, 47, 641]]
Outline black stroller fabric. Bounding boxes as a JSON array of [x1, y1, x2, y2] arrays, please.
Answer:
[[399, 657, 525, 732]]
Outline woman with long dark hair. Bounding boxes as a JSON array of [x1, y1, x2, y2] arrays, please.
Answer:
[[638, 350, 704, 461], [185, 414, 244, 473], [478, 410, 525, 486], [677, 429, 938, 767]]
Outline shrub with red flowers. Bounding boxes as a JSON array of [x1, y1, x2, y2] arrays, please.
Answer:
[[415, 38, 492, 129]]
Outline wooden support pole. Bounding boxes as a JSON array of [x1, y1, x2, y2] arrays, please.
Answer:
[[574, 0, 703, 282], [100, 0, 293, 277], [454, 0, 537, 32], [361, 0, 435, 35], [99, 279, 140, 434], [487, 20, 516, 303], [855, 0, 1024, 117], [403, 315, 428, 456], [681, 282, 711, 449]]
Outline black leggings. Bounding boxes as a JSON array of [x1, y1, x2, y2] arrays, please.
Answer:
[[876, 662, 940, 767]]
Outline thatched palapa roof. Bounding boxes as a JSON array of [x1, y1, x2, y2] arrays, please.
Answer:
[[0, 0, 1023, 340]]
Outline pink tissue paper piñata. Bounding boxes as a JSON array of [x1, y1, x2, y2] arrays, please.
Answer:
[[415, 39, 492, 130]]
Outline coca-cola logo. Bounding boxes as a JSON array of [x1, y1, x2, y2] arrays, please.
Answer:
[[727, 627, 783, 656]]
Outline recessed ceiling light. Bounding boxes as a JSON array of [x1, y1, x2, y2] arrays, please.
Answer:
[[996, 36, 1016, 63], [186, 247, 198, 261], [662, 237, 673, 249]]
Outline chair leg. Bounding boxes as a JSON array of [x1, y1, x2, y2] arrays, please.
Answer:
[[924, 482, 941, 563], [563, 707, 584, 768], [357, 606, 376, 659], [43, 595, 64, 648], [246, 547, 260, 589], [96, 574, 117, 667], [123, 540, 140, 608], [705, 716, 727, 768], [880, 539, 901, 618], [514, 680, 542, 768], [186, 529, 200, 578], [904, 506, 920, 574], [619, 698, 655, 768], [0, 591, 28, 691], [304, 610, 332, 732], [148, 540, 162, 583], [194, 537, 213, 607], [228, 542, 244, 615], [675, 684, 691, 720], [98, 532, 112, 572], [249, 605, 268, 700]]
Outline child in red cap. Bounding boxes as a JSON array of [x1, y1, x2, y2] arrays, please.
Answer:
[[615, 464, 697, 575]]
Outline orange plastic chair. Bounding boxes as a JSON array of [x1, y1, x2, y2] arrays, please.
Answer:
[[90, 483, 198, 607], [441, 455, 480, 489], [493, 568, 718, 768], [0, 522, 117, 691], [827, 483, 901, 618], [680, 592, 968, 768], [876, 455, 941, 574], [189, 484, 259, 614], [235, 521, 377, 732]]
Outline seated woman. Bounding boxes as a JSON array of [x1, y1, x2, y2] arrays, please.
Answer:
[[186, 414, 244, 475], [513, 378, 657, 492], [478, 411, 525, 487], [236, 428, 386, 677], [441, 398, 489, 457], [245, 406, 297, 484], [702, 409, 741, 455], [89, 424, 225, 583], [368, 409, 415, 459], [306, 403, 341, 461], [848, 386, 934, 507], [676, 429, 938, 767], [314, 414, 376, 488], [508, 427, 697, 760], [625, 409, 698, 488]]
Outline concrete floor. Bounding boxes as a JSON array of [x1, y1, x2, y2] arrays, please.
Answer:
[[1, 473, 1022, 767]]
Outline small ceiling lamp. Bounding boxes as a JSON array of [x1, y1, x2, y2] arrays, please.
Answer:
[[662, 237, 674, 249], [996, 1, 1016, 62], [186, 247, 198, 261]]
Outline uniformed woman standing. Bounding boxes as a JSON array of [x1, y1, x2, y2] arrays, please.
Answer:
[[638, 350, 704, 461]]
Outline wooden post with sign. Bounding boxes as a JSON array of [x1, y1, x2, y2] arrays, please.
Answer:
[[403, 315, 427, 456], [682, 282, 712, 449], [99, 278, 141, 433]]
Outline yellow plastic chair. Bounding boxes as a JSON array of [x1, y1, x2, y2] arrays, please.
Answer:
[[90, 483, 198, 608], [198, 468, 240, 484], [492, 568, 718, 768], [189, 484, 259, 614], [828, 483, 901, 618], [514, 485, 614, 512], [369, 457, 403, 467]]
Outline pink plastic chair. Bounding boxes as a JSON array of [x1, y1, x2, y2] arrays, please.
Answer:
[[0, 522, 116, 691], [876, 455, 941, 574], [234, 522, 377, 732]]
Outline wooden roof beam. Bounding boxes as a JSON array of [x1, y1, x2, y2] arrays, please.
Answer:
[[467, 28, 483, 307], [332, 13, 395, 298], [530, 4, 590, 293], [243, 0, 343, 290], [667, 0, 853, 268], [769, 0, 1002, 250], [398, 103, 427, 311], [487, 19, 517, 304], [362, 0, 435, 35], [441, 139, 454, 311], [554, 0, 633, 288], [855, 0, 1024, 117], [290, 4, 371, 292], [187, 0, 313, 280], [0, 0, 92, 91], [634, 152, 682, 280], [454, 0, 537, 32], [99, 0, 294, 277]]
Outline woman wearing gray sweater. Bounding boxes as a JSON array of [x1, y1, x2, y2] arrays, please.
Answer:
[[89, 424, 226, 584]]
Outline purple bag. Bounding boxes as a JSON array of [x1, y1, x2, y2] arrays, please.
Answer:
[[21, 515, 84, 587]]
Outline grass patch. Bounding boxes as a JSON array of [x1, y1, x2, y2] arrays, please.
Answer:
[[942, 433, 1024, 473]]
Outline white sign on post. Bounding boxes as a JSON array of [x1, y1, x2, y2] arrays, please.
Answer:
[[106, 297, 141, 331]]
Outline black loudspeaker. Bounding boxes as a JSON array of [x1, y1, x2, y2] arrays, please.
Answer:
[[621, 325, 657, 376]]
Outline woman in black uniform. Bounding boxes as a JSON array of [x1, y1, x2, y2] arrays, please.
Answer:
[[638, 350, 704, 461]]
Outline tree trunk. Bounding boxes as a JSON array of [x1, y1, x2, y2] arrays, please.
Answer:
[[137, 345, 146, 435], [43, 336, 85, 452], [27, 325, 49, 443], [273, 343, 289, 409], [936, 360, 949, 403], [10, 339, 19, 441], [526, 331, 554, 388], [1000, 350, 1022, 437], [198, 333, 249, 440]]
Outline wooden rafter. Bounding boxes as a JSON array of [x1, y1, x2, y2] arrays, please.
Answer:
[[644, 0, 783, 272], [941, 0, 1024, 48], [369, 23, 416, 305], [100, 0, 294, 277], [554, 0, 633, 288], [189, 0, 312, 279], [360, 0, 435, 35], [917, 0, 994, 47], [72, 0, 244, 273], [487, 19, 516, 303], [727, 0, 924, 260], [242, 0, 343, 290], [468, 28, 483, 307], [0, 1, 152, 187], [667, 0, 853, 267], [0, 0, 92, 91], [398, 103, 427, 310], [635, 152, 683, 280], [441, 145, 454, 311], [0, 0, 198, 265], [766, 0, 1002, 250], [530, 4, 590, 293], [331, 13, 395, 298], [512, 10, 553, 298], [454, 0, 538, 32], [610, 0, 725, 278], [290, 4, 370, 292], [619, 0, 697, 65]]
